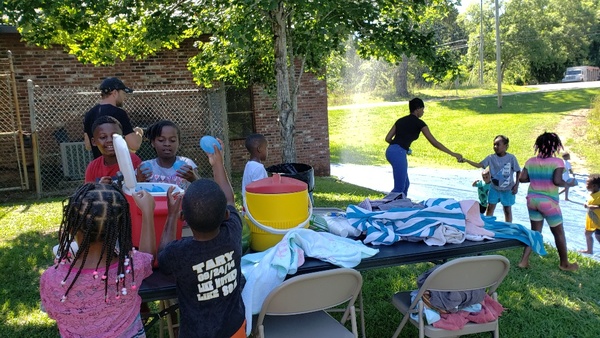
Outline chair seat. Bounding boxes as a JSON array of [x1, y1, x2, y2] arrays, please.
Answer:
[[392, 291, 499, 338], [261, 311, 355, 338]]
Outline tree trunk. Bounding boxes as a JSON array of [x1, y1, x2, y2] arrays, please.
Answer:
[[395, 54, 409, 97], [271, 3, 296, 163]]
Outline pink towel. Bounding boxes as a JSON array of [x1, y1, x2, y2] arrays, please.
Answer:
[[460, 200, 495, 237], [433, 294, 504, 330]]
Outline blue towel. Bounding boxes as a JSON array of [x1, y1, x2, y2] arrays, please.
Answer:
[[482, 216, 547, 256]]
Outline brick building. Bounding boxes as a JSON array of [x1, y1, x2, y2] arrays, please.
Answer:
[[0, 26, 330, 192]]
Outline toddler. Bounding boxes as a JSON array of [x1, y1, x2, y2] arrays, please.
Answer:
[[472, 168, 491, 214], [138, 119, 199, 189], [518, 132, 578, 271], [578, 174, 600, 254], [558, 152, 575, 201], [462, 135, 521, 222]]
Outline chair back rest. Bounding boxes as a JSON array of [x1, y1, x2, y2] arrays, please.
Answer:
[[260, 268, 363, 316], [421, 255, 510, 295]]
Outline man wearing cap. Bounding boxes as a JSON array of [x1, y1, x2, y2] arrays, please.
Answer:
[[83, 77, 144, 158]]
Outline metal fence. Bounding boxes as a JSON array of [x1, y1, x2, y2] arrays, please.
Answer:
[[0, 51, 28, 192], [28, 81, 228, 196]]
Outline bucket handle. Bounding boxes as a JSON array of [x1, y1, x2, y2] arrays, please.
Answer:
[[243, 195, 313, 235]]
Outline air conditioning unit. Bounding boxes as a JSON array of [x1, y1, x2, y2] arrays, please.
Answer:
[[60, 142, 93, 180]]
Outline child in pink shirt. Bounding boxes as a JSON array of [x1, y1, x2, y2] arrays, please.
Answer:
[[40, 183, 162, 337]]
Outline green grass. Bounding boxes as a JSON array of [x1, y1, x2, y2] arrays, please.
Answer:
[[570, 95, 600, 173], [4, 177, 600, 337], [327, 83, 536, 106], [0, 198, 63, 337], [4, 89, 600, 337], [329, 89, 600, 170], [412, 83, 537, 100]]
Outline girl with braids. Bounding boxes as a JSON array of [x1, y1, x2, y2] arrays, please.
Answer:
[[138, 119, 199, 190], [40, 183, 158, 337], [518, 132, 578, 271]]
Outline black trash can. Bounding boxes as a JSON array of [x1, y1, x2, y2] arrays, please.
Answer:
[[266, 163, 315, 193]]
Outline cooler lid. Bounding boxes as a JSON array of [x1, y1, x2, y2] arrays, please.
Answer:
[[246, 174, 307, 194], [113, 134, 136, 190]]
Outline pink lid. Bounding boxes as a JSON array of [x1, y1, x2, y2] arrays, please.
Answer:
[[246, 174, 307, 194]]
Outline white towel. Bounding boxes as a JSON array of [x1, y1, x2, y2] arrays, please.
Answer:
[[241, 228, 379, 335]]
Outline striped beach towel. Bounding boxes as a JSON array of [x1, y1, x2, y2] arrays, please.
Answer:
[[346, 198, 466, 245]]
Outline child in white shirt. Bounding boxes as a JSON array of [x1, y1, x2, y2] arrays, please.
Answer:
[[559, 152, 575, 201], [242, 134, 269, 203]]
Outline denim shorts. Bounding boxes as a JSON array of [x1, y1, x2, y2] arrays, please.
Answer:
[[488, 188, 515, 207]]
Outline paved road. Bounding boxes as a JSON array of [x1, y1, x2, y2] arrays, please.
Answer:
[[526, 80, 600, 91], [331, 163, 597, 261]]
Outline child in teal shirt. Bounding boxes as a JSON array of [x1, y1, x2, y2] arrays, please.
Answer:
[[472, 168, 491, 214]]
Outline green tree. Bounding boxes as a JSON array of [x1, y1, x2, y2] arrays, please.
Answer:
[[4, 0, 456, 162], [502, 0, 597, 83], [459, 0, 599, 85], [459, 0, 499, 84]]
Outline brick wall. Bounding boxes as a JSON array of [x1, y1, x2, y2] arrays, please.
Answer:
[[0, 30, 330, 188]]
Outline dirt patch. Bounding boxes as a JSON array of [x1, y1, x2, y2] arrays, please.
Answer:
[[559, 109, 589, 173]]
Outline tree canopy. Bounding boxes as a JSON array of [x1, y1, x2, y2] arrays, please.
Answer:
[[460, 0, 599, 84], [3, 0, 458, 162]]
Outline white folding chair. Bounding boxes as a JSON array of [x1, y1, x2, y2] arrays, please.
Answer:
[[391, 255, 510, 338], [255, 268, 363, 338]]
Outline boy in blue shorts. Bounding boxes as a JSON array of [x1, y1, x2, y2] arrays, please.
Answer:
[[462, 135, 521, 222]]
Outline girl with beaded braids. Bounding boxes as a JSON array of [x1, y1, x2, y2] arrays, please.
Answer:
[[40, 183, 159, 337], [518, 132, 578, 271]]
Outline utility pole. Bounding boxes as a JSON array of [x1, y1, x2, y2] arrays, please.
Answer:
[[494, 0, 502, 108], [479, 0, 484, 85]]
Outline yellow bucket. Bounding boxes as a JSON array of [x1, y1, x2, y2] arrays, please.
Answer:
[[244, 174, 311, 251]]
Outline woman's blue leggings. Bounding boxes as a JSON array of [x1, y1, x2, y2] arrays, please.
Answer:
[[386, 144, 409, 196]]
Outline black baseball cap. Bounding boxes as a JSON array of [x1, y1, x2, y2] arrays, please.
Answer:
[[99, 77, 133, 94]]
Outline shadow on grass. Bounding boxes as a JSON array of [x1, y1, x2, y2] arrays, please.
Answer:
[[0, 230, 59, 337], [436, 89, 599, 115], [359, 247, 600, 337]]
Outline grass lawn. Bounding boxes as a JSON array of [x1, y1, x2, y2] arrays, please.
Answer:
[[3, 89, 600, 337], [329, 88, 600, 172], [2, 176, 600, 337], [327, 83, 536, 106]]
